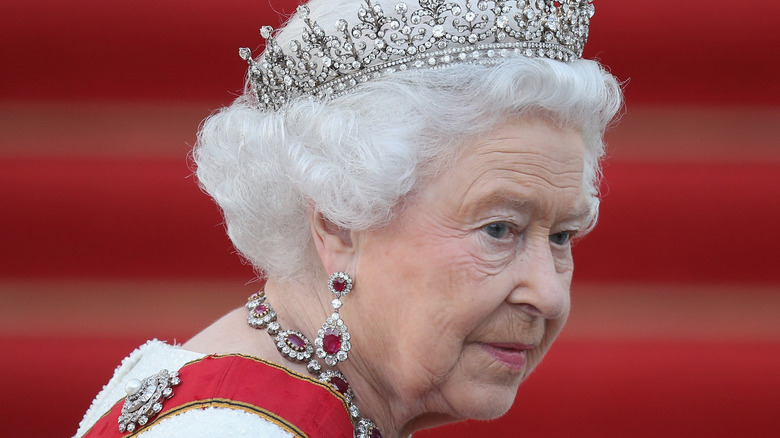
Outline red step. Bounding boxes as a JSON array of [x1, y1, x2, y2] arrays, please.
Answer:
[[2, 157, 778, 284], [1, 0, 778, 105]]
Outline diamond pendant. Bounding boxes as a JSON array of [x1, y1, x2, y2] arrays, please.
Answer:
[[315, 313, 352, 366]]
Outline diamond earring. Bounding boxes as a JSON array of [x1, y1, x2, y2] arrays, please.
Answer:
[[315, 272, 353, 367]]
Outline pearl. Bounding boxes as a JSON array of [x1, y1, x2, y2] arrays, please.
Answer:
[[125, 379, 142, 396]]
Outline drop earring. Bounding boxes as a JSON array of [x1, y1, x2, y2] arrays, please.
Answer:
[[315, 271, 353, 367]]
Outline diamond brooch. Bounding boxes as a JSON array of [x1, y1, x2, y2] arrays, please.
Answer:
[[117, 369, 180, 433]]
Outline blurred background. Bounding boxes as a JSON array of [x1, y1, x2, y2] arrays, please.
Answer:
[[1, 0, 779, 436]]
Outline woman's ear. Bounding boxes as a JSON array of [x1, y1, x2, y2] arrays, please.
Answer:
[[308, 206, 357, 274]]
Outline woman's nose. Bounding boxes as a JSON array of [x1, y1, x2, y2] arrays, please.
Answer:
[[507, 238, 570, 320]]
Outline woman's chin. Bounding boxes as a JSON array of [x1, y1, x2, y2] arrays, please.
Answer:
[[466, 398, 516, 421], [446, 384, 519, 421]]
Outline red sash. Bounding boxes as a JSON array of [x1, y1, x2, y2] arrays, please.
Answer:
[[82, 354, 353, 437]]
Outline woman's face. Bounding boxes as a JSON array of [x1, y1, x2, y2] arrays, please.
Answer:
[[345, 116, 589, 424]]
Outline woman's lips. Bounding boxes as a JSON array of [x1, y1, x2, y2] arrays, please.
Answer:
[[480, 343, 531, 371]]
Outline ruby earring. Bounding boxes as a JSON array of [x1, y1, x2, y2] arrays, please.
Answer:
[[315, 272, 353, 367]]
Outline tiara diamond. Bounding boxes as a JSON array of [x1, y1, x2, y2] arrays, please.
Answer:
[[240, 0, 595, 110]]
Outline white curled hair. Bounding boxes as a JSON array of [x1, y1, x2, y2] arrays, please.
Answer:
[[194, 5, 622, 280]]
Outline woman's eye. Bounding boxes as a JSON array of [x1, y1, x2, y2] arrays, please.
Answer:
[[483, 222, 511, 239], [549, 231, 572, 246]]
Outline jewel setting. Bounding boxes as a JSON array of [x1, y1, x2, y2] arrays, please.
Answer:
[[314, 271, 356, 365], [276, 329, 315, 362], [357, 417, 384, 438], [245, 289, 381, 437], [246, 291, 278, 329], [118, 369, 180, 433], [315, 314, 352, 366], [319, 369, 355, 403], [328, 271, 353, 296]]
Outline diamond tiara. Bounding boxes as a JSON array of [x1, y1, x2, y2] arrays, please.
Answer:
[[240, 0, 595, 110]]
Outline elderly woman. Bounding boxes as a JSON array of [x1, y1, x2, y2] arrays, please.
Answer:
[[74, 0, 621, 437]]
